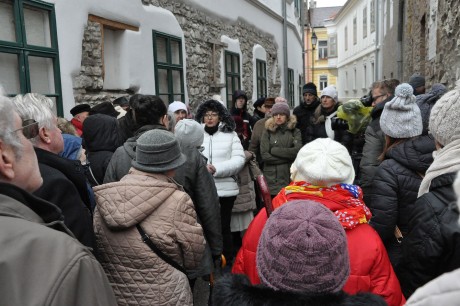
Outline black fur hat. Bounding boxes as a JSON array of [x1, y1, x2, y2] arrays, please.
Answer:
[[195, 99, 236, 133]]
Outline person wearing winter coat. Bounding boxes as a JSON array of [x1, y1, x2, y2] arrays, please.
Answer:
[[359, 79, 398, 205], [248, 97, 276, 166], [0, 95, 117, 306], [103, 96, 223, 285], [82, 113, 123, 186], [117, 94, 142, 144], [293, 82, 320, 145], [230, 90, 256, 149], [312, 85, 353, 152], [233, 138, 405, 306], [415, 83, 447, 135], [368, 83, 435, 268], [260, 102, 302, 196], [216, 200, 387, 306], [94, 129, 205, 305], [12, 93, 95, 249], [195, 99, 245, 263], [404, 173, 460, 306], [398, 80, 460, 298]]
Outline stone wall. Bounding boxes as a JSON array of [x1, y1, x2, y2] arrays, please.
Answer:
[[73, 0, 282, 110], [403, 0, 460, 89]]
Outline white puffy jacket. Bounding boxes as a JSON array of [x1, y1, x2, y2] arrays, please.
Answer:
[[202, 125, 245, 197]]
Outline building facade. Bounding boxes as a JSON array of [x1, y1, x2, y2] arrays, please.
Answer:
[[0, 0, 304, 117]]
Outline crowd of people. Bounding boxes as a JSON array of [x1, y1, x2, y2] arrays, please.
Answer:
[[0, 72, 459, 305]]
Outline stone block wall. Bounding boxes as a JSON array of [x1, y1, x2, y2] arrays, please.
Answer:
[[403, 0, 460, 89], [73, 0, 282, 110]]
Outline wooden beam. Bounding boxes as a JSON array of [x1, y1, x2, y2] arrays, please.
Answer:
[[88, 14, 139, 32]]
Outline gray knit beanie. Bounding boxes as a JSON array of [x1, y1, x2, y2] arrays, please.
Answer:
[[174, 119, 204, 147], [132, 129, 186, 173], [380, 83, 423, 138], [429, 80, 460, 146], [271, 102, 290, 117], [409, 73, 426, 89], [256, 200, 350, 294]]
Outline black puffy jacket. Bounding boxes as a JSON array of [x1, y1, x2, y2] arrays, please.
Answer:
[[368, 135, 435, 267], [398, 172, 460, 298], [293, 99, 320, 145]]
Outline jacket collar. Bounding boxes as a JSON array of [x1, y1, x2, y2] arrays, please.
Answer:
[[0, 182, 66, 227]]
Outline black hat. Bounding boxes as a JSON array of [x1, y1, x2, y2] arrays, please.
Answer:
[[113, 96, 129, 107], [253, 97, 266, 108], [70, 104, 91, 116], [89, 102, 120, 118], [303, 83, 318, 96]]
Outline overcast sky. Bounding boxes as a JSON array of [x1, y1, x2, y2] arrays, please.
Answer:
[[314, 0, 347, 7]]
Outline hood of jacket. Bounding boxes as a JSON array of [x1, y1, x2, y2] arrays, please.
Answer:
[[83, 113, 122, 152], [386, 135, 436, 173], [94, 170, 180, 229], [213, 274, 386, 306], [195, 100, 235, 133], [122, 124, 168, 160], [264, 115, 297, 132]]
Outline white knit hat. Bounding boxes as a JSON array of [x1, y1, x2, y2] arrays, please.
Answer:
[[429, 80, 460, 146], [290, 138, 355, 186], [321, 85, 338, 103], [380, 83, 423, 138], [174, 119, 204, 147], [168, 101, 188, 114]]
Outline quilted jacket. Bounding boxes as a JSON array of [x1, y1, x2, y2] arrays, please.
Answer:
[[233, 207, 405, 306], [368, 135, 435, 267], [201, 123, 245, 197], [94, 169, 206, 306], [260, 116, 302, 195]]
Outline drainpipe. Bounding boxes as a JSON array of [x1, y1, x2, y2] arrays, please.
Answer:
[[282, 0, 289, 99], [375, 0, 380, 81], [301, 1, 306, 84]]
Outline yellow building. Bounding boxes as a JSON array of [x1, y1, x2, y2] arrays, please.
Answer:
[[305, 5, 341, 93]]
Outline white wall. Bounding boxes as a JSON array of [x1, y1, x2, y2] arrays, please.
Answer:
[[333, 0, 378, 100]]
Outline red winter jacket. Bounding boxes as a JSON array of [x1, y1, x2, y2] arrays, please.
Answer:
[[232, 184, 405, 306]]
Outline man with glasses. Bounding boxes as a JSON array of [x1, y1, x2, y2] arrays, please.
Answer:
[[12, 93, 95, 249], [360, 79, 400, 205], [0, 94, 116, 305]]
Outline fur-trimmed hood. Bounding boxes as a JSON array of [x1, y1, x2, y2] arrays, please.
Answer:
[[195, 99, 235, 133], [264, 115, 297, 132], [213, 274, 387, 306]]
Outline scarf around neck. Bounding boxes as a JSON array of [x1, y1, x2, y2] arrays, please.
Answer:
[[418, 138, 460, 197], [272, 181, 372, 230]]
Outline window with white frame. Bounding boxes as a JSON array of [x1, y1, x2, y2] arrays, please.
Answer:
[[328, 34, 337, 57], [319, 75, 328, 90], [318, 40, 328, 59], [370, 0, 376, 33], [363, 7, 368, 38], [344, 26, 348, 51], [353, 17, 357, 45]]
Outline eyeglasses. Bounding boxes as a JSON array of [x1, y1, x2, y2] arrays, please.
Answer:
[[205, 113, 219, 119], [371, 94, 386, 101], [13, 119, 39, 139]]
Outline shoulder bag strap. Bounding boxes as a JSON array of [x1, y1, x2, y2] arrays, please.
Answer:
[[136, 224, 187, 274]]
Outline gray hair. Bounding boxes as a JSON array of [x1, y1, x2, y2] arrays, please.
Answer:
[[0, 94, 23, 156], [167, 111, 176, 132], [11, 93, 55, 144]]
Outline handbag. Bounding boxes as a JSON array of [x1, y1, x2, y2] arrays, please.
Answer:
[[136, 224, 187, 274], [247, 151, 262, 180]]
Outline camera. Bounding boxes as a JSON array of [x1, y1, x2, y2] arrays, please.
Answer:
[[360, 90, 374, 107], [331, 117, 349, 131]]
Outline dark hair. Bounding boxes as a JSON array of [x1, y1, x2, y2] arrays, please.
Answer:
[[378, 135, 408, 161], [132, 95, 167, 126], [372, 79, 400, 96]]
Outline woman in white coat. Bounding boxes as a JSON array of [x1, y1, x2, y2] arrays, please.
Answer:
[[195, 99, 245, 263]]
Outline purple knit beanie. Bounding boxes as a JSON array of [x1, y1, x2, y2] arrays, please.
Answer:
[[256, 200, 350, 294]]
